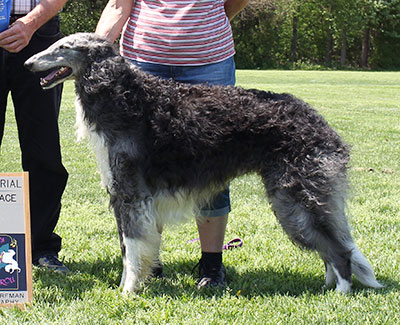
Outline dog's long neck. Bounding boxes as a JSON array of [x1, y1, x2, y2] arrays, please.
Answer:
[[74, 53, 174, 148], [75, 55, 145, 123]]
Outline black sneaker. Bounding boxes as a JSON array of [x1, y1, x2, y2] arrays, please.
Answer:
[[196, 259, 226, 289], [33, 254, 70, 275]]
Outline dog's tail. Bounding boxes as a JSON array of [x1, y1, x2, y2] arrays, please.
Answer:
[[350, 244, 383, 288]]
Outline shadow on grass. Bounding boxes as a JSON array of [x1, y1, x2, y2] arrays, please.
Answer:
[[33, 257, 396, 302], [32, 257, 122, 302], [145, 261, 325, 298]]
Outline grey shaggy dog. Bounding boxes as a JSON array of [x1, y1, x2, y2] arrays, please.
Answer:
[[25, 33, 382, 293]]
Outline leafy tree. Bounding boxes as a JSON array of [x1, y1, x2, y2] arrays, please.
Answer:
[[231, 0, 280, 69], [60, 0, 108, 35], [372, 0, 400, 68], [59, 0, 400, 69]]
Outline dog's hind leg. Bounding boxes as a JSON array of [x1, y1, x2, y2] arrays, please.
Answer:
[[324, 262, 336, 288], [267, 189, 353, 292], [267, 186, 381, 293]]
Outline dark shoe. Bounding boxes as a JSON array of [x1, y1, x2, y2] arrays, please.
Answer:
[[196, 259, 226, 289], [151, 264, 165, 279], [33, 254, 70, 275]]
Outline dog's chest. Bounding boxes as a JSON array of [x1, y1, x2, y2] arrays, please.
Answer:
[[74, 96, 113, 190]]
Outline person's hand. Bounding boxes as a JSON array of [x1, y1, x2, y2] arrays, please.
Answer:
[[0, 20, 34, 53]]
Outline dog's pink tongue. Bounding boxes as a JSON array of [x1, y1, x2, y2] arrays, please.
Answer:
[[40, 66, 72, 87], [43, 69, 60, 82]]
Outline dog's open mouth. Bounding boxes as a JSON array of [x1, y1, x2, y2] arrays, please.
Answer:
[[40, 66, 72, 88]]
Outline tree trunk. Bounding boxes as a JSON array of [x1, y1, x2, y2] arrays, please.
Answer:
[[290, 15, 298, 63], [340, 28, 347, 66], [361, 28, 370, 68], [325, 25, 333, 65]]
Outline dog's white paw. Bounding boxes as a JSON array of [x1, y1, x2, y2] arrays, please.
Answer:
[[335, 280, 352, 294], [330, 264, 352, 294], [121, 275, 140, 293]]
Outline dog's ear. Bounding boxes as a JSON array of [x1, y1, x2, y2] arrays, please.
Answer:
[[87, 44, 116, 62]]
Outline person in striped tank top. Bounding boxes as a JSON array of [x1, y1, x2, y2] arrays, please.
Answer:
[[96, 0, 248, 289]]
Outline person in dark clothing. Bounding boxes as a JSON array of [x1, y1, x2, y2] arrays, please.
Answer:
[[0, 0, 69, 273]]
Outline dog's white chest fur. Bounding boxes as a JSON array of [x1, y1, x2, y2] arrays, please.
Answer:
[[75, 96, 113, 190]]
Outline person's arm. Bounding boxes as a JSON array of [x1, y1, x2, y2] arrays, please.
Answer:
[[224, 0, 249, 21], [95, 0, 134, 43], [0, 0, 67, 53]]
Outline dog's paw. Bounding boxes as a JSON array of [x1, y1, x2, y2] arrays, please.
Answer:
[[335, 280, 352, 294], [122, 279, 140, 293]]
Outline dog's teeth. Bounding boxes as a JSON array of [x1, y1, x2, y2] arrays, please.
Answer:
[[40, 78, 48, 86], [56, 67, 68, 76]]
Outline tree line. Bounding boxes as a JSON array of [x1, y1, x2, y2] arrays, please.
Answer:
[[60, 0, 400, 69]]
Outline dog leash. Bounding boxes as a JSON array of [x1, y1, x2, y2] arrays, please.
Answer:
[[187, 237, 243, 250], [223, 237, 243, 250]]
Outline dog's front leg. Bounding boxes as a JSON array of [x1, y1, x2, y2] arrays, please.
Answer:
[[108, 151, 161, 292], [112, 194, 161, 292], [87, 133, 161, 290]]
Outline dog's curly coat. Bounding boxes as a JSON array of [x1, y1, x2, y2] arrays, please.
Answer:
[[25, 33, 382, 293]]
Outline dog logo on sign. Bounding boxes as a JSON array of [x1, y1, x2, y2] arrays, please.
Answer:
[[0, 236, 22, 290], [0, 249, 21, 274]]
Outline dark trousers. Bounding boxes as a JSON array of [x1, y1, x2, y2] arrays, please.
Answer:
[[0, 16, 68, 261]]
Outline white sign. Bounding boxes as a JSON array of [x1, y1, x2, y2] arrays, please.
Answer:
[[0, 173, 32, 308]]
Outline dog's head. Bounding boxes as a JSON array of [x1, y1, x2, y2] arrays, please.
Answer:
[[24, 33, 117, 89]]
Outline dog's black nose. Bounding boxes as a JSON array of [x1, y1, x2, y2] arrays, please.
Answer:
[[24, 59, 34, 71]]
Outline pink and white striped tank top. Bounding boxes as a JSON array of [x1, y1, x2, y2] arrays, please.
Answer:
[[120, 0, 235, 66]]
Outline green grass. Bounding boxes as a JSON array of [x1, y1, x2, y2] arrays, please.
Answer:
[[1, 70, 399, 323]]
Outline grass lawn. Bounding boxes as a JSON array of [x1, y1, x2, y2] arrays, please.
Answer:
[[1, 70, 399, 323]]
